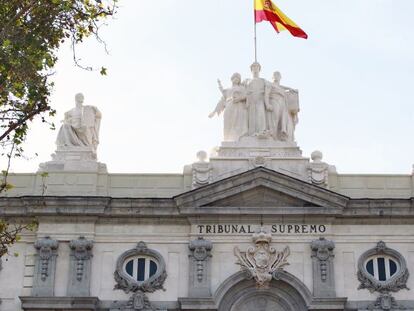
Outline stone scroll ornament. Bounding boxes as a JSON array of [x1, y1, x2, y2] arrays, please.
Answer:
[[114, 241, 167, 311], [234, 228, 290, 289]]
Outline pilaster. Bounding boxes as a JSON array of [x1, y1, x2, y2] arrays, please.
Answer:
[[188, 237, 213, 297], [67, 236, 94, 296], [32, 236, 59, 297], [311, 237, 336, 298]]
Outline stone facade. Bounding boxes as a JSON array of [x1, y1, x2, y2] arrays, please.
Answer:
[[1, 167, 414, 311], [1, 69, 414, 310]]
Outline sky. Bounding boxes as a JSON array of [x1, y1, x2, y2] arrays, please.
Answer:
[[4, 0, 414, 174]]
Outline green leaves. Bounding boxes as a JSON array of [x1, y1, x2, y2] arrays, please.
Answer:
[[100, 66, 107, 76], [0, 0, 117, 166], [0, 0, 117, 257]]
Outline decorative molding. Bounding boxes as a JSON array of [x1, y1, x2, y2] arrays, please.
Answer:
[[357, 241, 409, 294], [32, 236, 58, 296], [191, 151, 213, 189], [307, 150, 332, 188], [188, 237, 213, 297], [121, 291, 158, 311], [367, 293, 406, 310], [68, 236, 93, 296], [70, 236, 93, 281], [114, 241, 167, 294], [19, 296, 99, 311], [114, 242, 167, 311], [234, 227, 290, 289], [311, 237, 336, 298]]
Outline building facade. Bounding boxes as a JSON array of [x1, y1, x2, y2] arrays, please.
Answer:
[[1, 67, 414, 311]]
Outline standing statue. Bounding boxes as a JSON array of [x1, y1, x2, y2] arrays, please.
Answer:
[[267, 71, 288, 140], [279, 74, 299, 142], [209, 73, 248, 142], [56, 93, 102, 154], [209, 63, 300, 143], [243, 62, 271, 137]]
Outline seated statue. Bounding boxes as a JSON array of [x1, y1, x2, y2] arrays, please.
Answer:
[[56, 93, 101, 155]]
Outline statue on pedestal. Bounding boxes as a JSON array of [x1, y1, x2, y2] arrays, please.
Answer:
[[209, 73, 248, 142], [243, 62, 270, 138], [39, 93, 106, 173], [267, 71, 299, 142], [56, 93, 101, 155], [210, 63, 300, 143]]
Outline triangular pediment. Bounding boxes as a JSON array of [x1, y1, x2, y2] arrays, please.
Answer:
[[204, 185, 313, 207], [174, 167, 349, 215]]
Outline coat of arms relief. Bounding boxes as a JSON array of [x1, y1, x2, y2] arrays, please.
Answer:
[[234, 228, 290, 289]]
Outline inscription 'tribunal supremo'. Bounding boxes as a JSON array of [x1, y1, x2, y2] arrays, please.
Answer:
[[196, 224, 327, 235]]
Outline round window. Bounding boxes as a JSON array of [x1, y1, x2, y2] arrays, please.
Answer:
[[365, 256, 399, 282], [124, 256, 158, 282]]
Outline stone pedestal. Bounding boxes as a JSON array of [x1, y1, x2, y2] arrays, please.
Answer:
[[39, 147, 107, 173], [209, 137, 310, 182]]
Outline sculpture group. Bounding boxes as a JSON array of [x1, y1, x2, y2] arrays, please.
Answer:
[[209, 62, 299, 143]]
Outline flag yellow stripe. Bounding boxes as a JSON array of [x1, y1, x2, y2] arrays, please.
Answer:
[[254, 0, 300, 29]]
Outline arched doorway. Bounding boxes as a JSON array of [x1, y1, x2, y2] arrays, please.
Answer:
[[215, 271, 310, 311]]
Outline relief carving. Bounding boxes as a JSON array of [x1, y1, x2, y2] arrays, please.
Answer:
[[114, 242, 167, 311], [234, 227, 290, 289], [357, 241, 409, 294], [189, 237, 212, 282], [191, 151, 212, 189], [69, 236, 93, 281], [34, 236, 58, 281], [367, 293, 406, 310]]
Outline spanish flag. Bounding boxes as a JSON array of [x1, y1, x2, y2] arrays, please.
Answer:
[[255, 0, 308, 39]]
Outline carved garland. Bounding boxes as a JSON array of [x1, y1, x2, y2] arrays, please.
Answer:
[[114, 241, 167, 294], [357, 241, 409, 293]]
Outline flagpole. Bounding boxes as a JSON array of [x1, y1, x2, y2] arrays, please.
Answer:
[[253, 0, 257, 62]]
